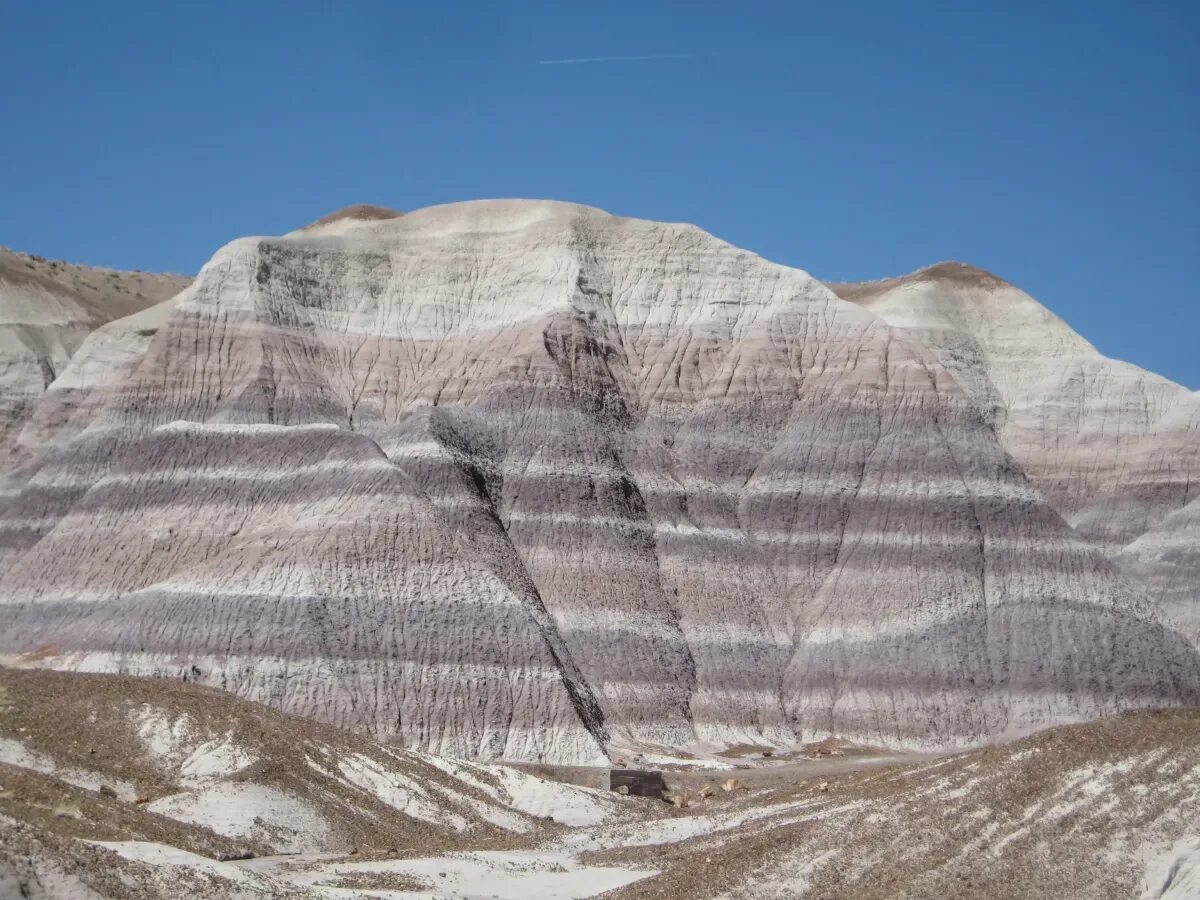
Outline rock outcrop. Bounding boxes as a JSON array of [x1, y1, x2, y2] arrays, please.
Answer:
[[0, 202, 1196, 762], [0, 247, 189, 468]]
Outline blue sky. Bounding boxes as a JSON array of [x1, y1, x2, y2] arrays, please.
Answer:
[[2, 1, 1197, 386]]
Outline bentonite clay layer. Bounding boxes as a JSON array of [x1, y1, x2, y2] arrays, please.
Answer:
[[0, 201, 1197, 763]]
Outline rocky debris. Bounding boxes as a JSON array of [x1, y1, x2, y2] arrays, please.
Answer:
[[610, 770, 667, 798], [215, 849, 255, 862], [0, 201, 1197, 763]]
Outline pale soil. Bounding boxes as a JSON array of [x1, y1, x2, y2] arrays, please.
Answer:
[[0, 667, 591, 857], [3, 668, 1197, 899], [598, 709, 1200, 900]]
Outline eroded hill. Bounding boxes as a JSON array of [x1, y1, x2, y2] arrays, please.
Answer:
[[0, 202, 1196, 765]]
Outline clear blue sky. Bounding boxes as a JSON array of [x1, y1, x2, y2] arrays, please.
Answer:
[[2, 1, 1197, 386]]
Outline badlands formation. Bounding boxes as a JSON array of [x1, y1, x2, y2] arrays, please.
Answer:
[[0, 200, 1197, 769]]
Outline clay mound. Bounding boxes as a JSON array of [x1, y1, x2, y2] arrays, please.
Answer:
[[830, 260, 1200, 644]]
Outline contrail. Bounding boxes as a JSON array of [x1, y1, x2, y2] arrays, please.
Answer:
[[537, 53, 693, 65]]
